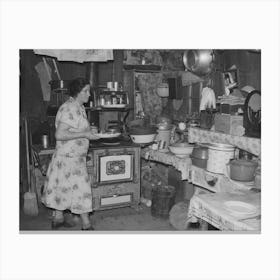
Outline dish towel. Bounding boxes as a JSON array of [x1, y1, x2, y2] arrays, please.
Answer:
[[199, 87, 216, 111]]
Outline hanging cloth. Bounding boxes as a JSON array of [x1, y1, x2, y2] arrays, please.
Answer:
[[33, 49, 113, 63], [199, 87, 216, 111]]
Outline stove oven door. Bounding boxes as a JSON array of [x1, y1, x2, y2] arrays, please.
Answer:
[[99, 154, 133, 183], [89, 147, 140, 210]]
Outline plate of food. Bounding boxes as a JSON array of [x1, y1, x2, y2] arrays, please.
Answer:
[[96, 132, 121, 138], [101, 104, 126, 109]]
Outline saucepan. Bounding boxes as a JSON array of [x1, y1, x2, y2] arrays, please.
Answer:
[[229, 159, 258, 182], [128, 126, 157, 144], [183, 50, 214, 76]]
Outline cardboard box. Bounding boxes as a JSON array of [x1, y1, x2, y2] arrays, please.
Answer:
[[220, 103, 244, 115], [214, 113, 244, 136]]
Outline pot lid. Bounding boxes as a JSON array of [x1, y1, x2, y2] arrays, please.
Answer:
[[206, 142, 235, 151]]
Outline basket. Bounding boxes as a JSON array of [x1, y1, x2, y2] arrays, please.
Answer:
[[151, 185, 176, 219]]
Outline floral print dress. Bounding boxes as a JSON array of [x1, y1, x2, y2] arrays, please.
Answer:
[[41, 97, 92, 214]]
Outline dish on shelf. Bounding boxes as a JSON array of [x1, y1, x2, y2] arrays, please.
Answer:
[[168, 142, 194, 156], [96, 132, 121, 139], [174, 154, 189, 158], [130, 134, 156, 144], [224, 201, 257, 215], [101, 104, 126, 108]]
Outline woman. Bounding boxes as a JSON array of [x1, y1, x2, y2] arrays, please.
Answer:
[[42, 78, 99, 230]]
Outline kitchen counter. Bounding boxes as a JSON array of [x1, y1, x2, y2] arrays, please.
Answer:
[[141, 148, 258, 194], [141, 148, 192, 180], [188, 127, 261, 156]]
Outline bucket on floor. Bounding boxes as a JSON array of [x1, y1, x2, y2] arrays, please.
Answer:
[[151, 185, 176, 219]]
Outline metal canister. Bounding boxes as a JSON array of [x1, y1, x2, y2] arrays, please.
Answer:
[[41, 135, 49, 149], [111, 95, 117, 105], [100, 95, 105, 106]]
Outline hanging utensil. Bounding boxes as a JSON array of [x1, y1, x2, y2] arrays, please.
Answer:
[[183, 50, 215, 76], [52, 58, 61, 80], [42, 57, 52, 80], [23, 116, 39, 216]]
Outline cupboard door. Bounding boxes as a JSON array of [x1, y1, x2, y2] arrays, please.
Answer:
[[167, 77, 183, 99], [211, 70, 225, 97]]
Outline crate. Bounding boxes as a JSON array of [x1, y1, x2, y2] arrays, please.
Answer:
[[214, 113, 243, 136], [220, 103, 244, 115]]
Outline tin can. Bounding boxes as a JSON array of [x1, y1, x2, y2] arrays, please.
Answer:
[[107, 81, 113, 89], [100, 96, 105, 106], [112, 96, 117, 105], [41, 135, 49, 149], [113, 81, 118, 91]]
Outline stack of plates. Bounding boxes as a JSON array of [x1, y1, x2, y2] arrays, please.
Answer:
[[223, 201, 259, 218]]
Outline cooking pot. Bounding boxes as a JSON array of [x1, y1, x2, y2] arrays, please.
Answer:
[[157, 83, 169, 97], [183, 50, 214, 76], [191, 145, 209, 159], [129, 126, 157, 135], [206, 143, 235, 174], [190, 155, 207, 169], [130, 134, 157, 144], [229, 159, 258, 182]]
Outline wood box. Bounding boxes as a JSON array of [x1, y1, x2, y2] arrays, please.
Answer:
[[214, 113, 243, 136]]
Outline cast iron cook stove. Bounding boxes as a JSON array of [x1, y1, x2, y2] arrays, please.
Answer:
[[87, 137, 141, 211]]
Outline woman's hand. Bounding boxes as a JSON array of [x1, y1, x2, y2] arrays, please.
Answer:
[[84, 130, 100, 140]]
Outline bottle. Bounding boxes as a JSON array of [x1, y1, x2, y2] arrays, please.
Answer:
[[41, 135, 49, 149], [111, 93, 117, 105], [100, 95, 105, 106]]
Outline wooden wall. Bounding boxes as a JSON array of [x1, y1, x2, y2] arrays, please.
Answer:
[[20, 49, 261, 123], [223, 50, 261, 90], [20, 50, 87, 120]]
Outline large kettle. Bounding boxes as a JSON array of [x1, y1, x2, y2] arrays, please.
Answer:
[[183, 50, 214, 76]]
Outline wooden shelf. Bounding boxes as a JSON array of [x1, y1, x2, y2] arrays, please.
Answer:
[[123, 64, 162, 72], [85, 106, 132, 111]]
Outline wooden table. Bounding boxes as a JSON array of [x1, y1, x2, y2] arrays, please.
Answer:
[[187, 191, 261, 231]]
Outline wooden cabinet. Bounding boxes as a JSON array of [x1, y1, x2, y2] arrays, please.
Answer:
[[167, 77, 184, 99], [123, 69, 164, 123]]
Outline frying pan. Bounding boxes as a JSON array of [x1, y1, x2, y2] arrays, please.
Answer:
[[183, 50, 214, 76]]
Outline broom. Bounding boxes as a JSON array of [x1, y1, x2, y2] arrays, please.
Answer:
[[23, 116, 39, 216]]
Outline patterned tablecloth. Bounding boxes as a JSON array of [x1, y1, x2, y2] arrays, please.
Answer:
[[187, 192, 261, 231], [190, 165, 258, 194], [142, 149, 192, 180], [188, 127, 261, 156]]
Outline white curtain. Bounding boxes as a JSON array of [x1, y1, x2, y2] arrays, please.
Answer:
[[33, 49, 114, 63]]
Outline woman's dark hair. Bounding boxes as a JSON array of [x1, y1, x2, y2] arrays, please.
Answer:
[[68, 77, 90, 97]]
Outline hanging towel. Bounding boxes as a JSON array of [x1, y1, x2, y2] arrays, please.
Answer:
[[34, 49, 113, 63], [35, 61, 52, 101], [199, 87, 216, 111]]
